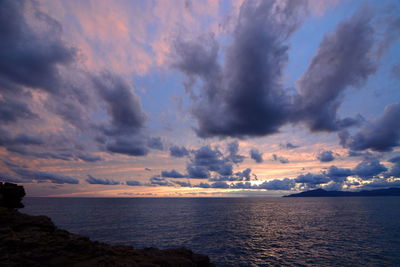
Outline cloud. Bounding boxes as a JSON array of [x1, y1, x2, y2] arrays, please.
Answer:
[[193, 178, 296, 191], [0, 173, 29, 183], [76, 153, 102, 162], [172, 180, 191, 187], [258, 178, 296, 190], [353, 158, 387, 180], [280, 142, 299, 149], [226, 141, 245, 164], [169, 145, 190, 157], [0, 130, 44, 148], [272, 154, 289, 164], [317, 150, 335, 162], [250, 149, 263, 163], [295, 173, 331, 186], [384, 156, 400, 178], [339, 102, 400, 152], [361, 179, 400, 189], [0, 0, 76, 93], [187, 165, 210, 179], [126, 180, 142, 186], [294, 9, 375, 131], [235, 168, 252, 181], [174, 2, 379, 138], [186, 145, 233, 177], [147, 137, 164, 150], [209, 168, 252, 182], [86, 175, 120, 185], [92, 72, 146, 136], [326, 166, 353, 183], [13, 168, 79, 184], [161, 170, 187, 178], [173, 0, 306, 138], [0, 0, 155, 167], [0, 97, 36, 124], [149, 176, 173, 186], [106, 137, 149, 156]]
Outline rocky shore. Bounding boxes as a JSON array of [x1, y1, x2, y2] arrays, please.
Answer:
[[0, 183, 214, 267]]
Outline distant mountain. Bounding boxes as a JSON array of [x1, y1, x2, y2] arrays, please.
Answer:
[[283, 187, 400, 197]]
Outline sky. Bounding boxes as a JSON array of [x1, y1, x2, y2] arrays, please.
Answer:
[[0, 0, 400, 197]]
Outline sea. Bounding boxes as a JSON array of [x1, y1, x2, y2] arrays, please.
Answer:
[[22, 197, 400, 266]]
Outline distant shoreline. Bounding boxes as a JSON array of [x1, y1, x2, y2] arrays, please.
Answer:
[[284, 187, 400, 197]]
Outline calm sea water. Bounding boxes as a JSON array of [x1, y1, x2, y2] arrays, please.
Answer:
[[22, 197, 400, 266]]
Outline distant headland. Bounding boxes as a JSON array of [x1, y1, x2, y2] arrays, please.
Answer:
[[283, 187, 400, 197]]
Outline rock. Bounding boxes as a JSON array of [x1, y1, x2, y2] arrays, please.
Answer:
[[0, 183, 215, 266], [0, 182, 26, 209]]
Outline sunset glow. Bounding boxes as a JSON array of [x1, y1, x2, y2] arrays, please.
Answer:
[[1, 0, 399, 197]]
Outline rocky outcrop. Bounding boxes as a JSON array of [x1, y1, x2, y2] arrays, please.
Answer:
[[0, 208, 214, 266], [0, 182, 26, 209], [0, 183, 214, 267]]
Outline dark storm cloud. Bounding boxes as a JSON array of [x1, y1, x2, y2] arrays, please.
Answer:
[[91, 72, 151, 157], [317, 150, 335, 162], [339, 102, 400, 152], [186, 165, 210, 179], [0, 130, 44, 147], [0, 0, 76, 93], [92, 72, 146, 136], [161, 169, 187, 178], [86, 175, 120, 185], [72, 70, 150, 153], [250, 149, 263, 163], [272, 154, 289, 164], [186, 145, 233, 177], [353, 158, 387, 180], [173, 0, 305, 138], [326, 166, 353, 183], [105, 136, 148, 156], [0, 0, 152, 166], [174, 1, 380, 138], [14, 168, 79, 184], [0, 97, 36, 123], [169, 145, 190, 158], [294, 9, 375, 132]]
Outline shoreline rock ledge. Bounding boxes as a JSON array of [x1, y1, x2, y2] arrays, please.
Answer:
[[0, 183, 214, 267]]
